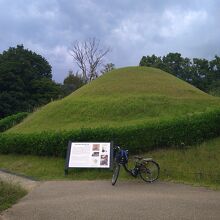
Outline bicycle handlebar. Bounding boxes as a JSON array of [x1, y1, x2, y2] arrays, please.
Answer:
[[114, 146, 121, 150]]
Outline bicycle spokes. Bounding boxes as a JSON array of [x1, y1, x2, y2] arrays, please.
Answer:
[[139, 161, 160, 182]]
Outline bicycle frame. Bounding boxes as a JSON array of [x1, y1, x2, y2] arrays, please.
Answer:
[[114, 146, 139, 177], [120, 161, 141, 177]]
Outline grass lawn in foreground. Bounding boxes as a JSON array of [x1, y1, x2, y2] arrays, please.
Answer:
[[0, 155, 112, 181], [0, 179, 27, 212], [0, 137, 220, 189]]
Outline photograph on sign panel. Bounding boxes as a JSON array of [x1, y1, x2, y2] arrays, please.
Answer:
[[102, 145, 108, 153], [100, 155, 108, 166], [92, 144, 100, 151], [92, 152, 99, 157], [92, 158, 98, 165]]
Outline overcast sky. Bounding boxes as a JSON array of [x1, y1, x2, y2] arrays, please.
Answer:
[[1, 0, 220, 82]]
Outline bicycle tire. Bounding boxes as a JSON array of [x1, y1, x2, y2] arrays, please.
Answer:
[[112, 161, 120, 185], [139, 160, 160, 183]]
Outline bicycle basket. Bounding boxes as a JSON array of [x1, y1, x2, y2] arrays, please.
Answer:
[[115, 149, 128, 164]]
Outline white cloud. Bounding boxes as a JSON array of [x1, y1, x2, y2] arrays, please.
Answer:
[[0, 0, 220, 82], [112, 20, 145, 43], [25, 41, 73, 81], [160, 9, 208, 38]]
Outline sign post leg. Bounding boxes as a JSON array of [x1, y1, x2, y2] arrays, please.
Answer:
[[64, 169, 68, 176]]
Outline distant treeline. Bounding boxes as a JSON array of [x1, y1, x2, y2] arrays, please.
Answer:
[[139, 53, 220, 95]]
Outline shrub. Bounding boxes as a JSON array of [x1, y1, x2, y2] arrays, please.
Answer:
[[0, 109, 220, 157], [0, 112, 29, 132]]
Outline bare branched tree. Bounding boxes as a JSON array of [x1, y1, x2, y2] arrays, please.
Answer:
[[69, 41, 87, 82], [100, 63, 115, 75], [69, 38, 110, 82]]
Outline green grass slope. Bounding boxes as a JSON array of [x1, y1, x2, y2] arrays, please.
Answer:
[[7, 66, 220, 134]]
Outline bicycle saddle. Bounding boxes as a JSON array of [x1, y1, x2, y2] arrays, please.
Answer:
[[134, 156, 143, 160]]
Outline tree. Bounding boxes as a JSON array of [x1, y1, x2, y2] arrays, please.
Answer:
[[62, 70, 85, 96], [100, 63, 115, 75], [0, 45, 60, 118], [69, 38, 110, 82], [162, 53, 184, 78], [139, 55, 163, 68], [207, 56, 220, 94], [210, 55, 220, 81]]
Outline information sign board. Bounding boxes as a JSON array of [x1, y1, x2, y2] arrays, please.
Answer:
[[65, 142, 113, 174]]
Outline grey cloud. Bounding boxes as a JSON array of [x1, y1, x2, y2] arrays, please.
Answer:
[[0, 0, 220, 82]]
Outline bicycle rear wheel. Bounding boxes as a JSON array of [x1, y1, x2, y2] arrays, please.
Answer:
[[112, 161, 120, 185], [139, 160, 160, 183]]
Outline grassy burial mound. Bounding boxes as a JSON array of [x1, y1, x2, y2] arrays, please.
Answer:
[[7, 66, 220, 134], [2, 66, 220, 156]]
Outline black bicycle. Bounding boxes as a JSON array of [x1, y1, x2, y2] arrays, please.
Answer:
[[112, 146, 160, 185]]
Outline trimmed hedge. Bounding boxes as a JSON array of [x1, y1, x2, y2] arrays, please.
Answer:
[[0, 112, 29, 132], [0, 109, 220, 157]]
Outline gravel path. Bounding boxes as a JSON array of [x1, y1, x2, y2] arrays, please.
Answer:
[[0, 179, 220, 220]]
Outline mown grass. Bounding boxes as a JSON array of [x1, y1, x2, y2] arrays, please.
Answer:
[[0, 137, 220, 189], [0, 179, 27, 212], [7, 66, 220, 134], [0, 155, 112, 180], [144, 138, 220, 189]]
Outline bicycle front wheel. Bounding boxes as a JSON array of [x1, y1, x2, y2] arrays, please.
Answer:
[[139, 160, 160, 183], [112, 161, 120, 185]]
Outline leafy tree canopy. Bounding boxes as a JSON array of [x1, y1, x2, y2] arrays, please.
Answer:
[[0, 45, 60, 118], [62, 70, 85, 96]]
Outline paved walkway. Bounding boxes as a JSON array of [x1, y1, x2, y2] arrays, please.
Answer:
[[0, 177, 220, 220]]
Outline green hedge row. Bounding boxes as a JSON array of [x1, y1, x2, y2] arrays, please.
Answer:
[[0, 109, 220, 157], [0, 112, 29, 132]]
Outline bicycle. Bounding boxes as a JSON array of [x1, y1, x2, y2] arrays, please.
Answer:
[[112, 146, 160, 185]]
